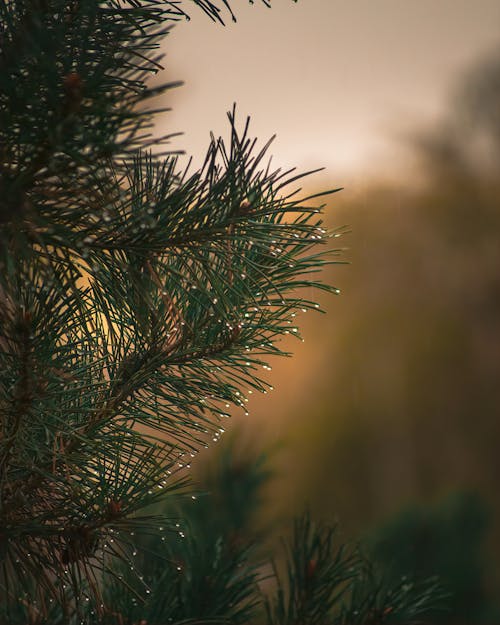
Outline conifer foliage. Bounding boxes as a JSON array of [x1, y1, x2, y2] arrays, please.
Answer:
[[0, 1, 442, 623]]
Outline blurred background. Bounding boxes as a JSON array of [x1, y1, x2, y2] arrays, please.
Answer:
[[155, 1, 500, 620]]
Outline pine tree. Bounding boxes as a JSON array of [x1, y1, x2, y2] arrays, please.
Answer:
[[0, 2, 444, 623]]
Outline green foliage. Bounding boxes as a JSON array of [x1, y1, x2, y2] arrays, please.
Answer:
[[338, 562, 444, 625], [367, 492, 499, 623], [91, 442, 447, 625], [98, 440, 271, 625], [264, 514, 357, 625], [265, 513, 444, 625]]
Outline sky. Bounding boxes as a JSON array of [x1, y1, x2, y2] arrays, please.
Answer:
[[156, 0, 500, 189]]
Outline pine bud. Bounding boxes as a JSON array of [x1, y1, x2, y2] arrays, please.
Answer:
[[63, 72, 83, 113], [306, 558, 317, 579], [239, 198, 251, 212], [107, 499, 122, 518]]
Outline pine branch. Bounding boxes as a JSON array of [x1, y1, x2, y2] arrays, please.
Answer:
[[264, 513, 357, 625], [337, 560, 446, 625], [1, 0, 336, 618], [264, 513, 446, 625]]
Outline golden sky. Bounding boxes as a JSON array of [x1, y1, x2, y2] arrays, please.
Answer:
[[158, 0, 500, 187]]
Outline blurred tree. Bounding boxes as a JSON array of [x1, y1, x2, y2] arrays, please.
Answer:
[[287, 46, 500, 616]]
